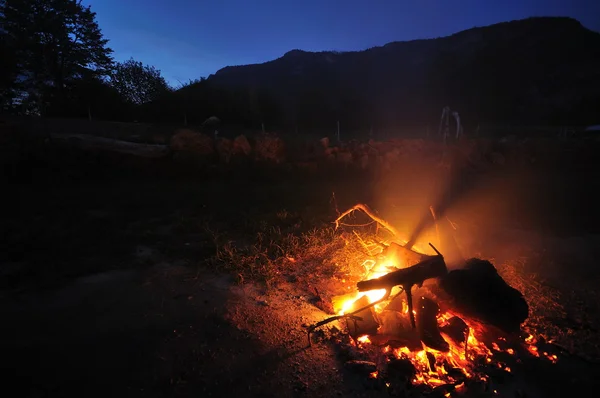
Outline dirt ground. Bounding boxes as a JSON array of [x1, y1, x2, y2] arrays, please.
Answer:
[[1, 150, 600, 397]]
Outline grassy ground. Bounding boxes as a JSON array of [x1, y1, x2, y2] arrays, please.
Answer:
[[1, 142, 600, 396]]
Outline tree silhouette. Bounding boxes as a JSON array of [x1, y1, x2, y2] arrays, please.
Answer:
[[0, 0, 113, 114], [110, 58, 171, 105]]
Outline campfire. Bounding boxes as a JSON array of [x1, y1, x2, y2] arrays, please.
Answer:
[[306, 204, 559, 396]]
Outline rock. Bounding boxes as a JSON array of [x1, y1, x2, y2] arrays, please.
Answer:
[[344, 360, 377, 374], [232, 135, 252, 156], [254, 133, 285, 163], [170, 129, 214, 155], [439, 258, 529, 333]]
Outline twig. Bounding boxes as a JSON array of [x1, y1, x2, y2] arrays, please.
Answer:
[[334, 204, 401, 238], [446, 216, 458, 230], [428, 243, 442, 256], [306, 315, 363, 347], [338, 221, 377, 228], [352, 231, 386, 256]]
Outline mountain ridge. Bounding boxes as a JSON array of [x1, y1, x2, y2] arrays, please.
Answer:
[[157, 17, 600, 128], [211, 17, 589, 76]]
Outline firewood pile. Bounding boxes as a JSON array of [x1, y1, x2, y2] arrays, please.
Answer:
[[306, 204, 561, 396]]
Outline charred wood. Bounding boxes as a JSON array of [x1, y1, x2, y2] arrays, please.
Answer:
[[357, 251, 447, 328], [439, 316, 469, 345], [417, 297, 450, 352], [439, 258, 528, 333]]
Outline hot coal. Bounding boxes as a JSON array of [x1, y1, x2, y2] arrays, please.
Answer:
[[439, 258, 529, 333], [439, 316, 469, 345], [417, 296, 450, 352]]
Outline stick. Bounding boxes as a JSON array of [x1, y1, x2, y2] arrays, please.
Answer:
[[334, 204, 402, 239], [357, 248, 447, 329], [306, 289, 398, 347], [357, 251, 446, 292], [306, 315, 363, 347]]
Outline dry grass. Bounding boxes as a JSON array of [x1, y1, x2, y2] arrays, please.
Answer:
[[208, 212, 382, 292]]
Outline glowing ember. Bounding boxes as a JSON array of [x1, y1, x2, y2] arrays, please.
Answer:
[[357, 335, 371, 344]]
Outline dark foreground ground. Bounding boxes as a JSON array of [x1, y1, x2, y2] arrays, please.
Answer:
[[1, 147, 600, 397]]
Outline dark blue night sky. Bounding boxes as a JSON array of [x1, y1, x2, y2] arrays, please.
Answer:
[[86, 0, 600, 86]]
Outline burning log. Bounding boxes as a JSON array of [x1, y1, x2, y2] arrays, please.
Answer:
[[345, 296, 379, 338], [306, 289, 397, 346], [439, 316, 469, 346], [417, 297, 450, 352], [439, 258, 529, 333], [372, 310, 422, 350], [357, 246, 447, 329]]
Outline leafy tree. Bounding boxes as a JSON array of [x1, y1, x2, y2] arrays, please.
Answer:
[[110, 58, 171, 105], [59, 75, 132, 121], [0, 0, 113, 114], [0, 29, 19, 110]]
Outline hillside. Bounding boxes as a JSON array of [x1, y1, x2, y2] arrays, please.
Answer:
[[202, 17, 600, 129]]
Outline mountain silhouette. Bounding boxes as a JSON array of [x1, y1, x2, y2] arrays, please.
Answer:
[[153, 17, 600, 130]]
